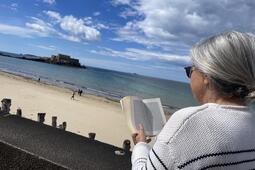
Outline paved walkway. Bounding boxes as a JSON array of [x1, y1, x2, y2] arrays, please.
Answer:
[[0, 114, 131, 170]]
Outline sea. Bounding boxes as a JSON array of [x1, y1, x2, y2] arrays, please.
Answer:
[[0, 55, 197, 113]]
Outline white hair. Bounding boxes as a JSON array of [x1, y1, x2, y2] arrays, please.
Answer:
[[191, 31, 255, 101]]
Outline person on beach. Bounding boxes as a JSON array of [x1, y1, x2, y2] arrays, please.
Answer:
[[71, 91, 75, 100], [78, 89, 83, 96], [131, 31, 255, 170]]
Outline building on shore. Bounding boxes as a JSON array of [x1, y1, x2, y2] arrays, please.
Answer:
[[50, 54, 81, 67], [0, 50, 86, 69]]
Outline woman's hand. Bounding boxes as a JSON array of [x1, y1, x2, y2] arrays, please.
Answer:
[[132, 124, 151, 145]]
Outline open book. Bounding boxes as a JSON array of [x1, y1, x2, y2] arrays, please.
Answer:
[[120, 96, 166, 136]]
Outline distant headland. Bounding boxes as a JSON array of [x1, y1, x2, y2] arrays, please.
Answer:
[[0, 51, 86, 69]]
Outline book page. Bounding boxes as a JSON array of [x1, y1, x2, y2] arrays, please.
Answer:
[[142, 98, 166, 136], [121, 96, 150, 134], [121, 96, 166, 136], [132, 98, 150, 134], [120, 96, 136, 133]]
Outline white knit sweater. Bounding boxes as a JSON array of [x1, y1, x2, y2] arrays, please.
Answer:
[[132, 103, 255, 170]]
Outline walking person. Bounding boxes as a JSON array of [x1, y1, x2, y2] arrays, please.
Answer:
[[71, 91, 75, 100], [78, 89, 82, 96]]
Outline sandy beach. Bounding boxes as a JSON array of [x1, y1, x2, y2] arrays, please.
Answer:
[[0, 71, 133, 148]]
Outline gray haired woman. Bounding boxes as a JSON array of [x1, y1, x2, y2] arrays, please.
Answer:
[[131, 31, 255, 170]]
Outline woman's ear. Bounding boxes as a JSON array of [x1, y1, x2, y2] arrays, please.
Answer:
[[203, 75, 210, 86]]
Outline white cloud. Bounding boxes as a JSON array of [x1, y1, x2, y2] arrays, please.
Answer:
[[32, 44, 57, 51], [83, 17, 93, 25], [0, 3, 19, 11], [0, 10, 102, 43], [93, 12, 101, 16], [45, 11, 101, 41], [57, 32, 81, 42], [26, 17, 56, 37], [113, 0, 255, 53], [61, 15, 100, 41], [0, 20, 93, 44], [94, 23, 109, 30], [45, 11, 61, 21], [0, 23, 34, 38], [42, 0, 55, 5], [90, 47, 190, 65], [10, 3, 18, 11], [111, 0, 132, 6], [0, 22, 56, 38], [83, 16, 109, 30], [119, 8, 138, 18]]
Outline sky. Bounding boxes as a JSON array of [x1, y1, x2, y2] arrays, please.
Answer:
[[0, 0, 254, 82]]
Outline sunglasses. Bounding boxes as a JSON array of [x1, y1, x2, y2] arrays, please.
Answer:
[[184, 66, 193, 78]]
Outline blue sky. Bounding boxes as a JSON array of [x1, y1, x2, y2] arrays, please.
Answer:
[[0, 0, 254, 82]]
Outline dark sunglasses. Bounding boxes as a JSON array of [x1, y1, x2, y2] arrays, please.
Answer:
[[184, 66, 193, 78]]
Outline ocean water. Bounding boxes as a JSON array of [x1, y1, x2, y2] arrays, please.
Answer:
[[0, 55, 197, 112]]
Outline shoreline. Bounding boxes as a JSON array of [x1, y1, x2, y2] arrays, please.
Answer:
[[0, 66, 124, 103], [0, 71, 132, 147], [0, 69, 176, 115]]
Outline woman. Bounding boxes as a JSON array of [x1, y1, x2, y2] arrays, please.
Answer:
[[131, 31, 255, 170]]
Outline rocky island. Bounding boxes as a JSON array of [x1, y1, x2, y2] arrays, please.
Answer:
[[0, 51, 86, 69], [22, 54, 86, 68]]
